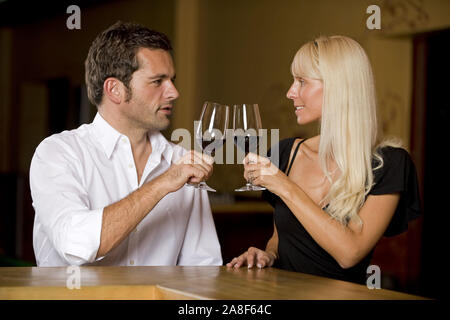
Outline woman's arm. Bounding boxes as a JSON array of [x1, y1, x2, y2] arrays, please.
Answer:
[[246, 153, 400, 269], [279, 181, 399, 268]]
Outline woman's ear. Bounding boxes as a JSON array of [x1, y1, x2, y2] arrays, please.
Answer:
[[103, 78, 123, 104]]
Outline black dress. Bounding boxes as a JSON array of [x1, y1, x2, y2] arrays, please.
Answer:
[[262, 138, 421, 284]]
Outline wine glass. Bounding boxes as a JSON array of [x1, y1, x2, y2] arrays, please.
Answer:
[[233, 103, 266, 192], [190, 101, 230, 192]]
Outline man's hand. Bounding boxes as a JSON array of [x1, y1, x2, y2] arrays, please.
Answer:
[[159, 150, 214, 193], [97, 150, 213, 258]]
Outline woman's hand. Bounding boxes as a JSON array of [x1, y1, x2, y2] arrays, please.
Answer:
[[226, 247, 277, 269], [243, 153, 290, 195]]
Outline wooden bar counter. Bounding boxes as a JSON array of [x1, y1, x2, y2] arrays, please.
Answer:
[[0, 266, 426, 300]]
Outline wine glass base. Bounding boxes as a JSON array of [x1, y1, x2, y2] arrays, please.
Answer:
[[187, 182, 217, 192], [197, 185, 217, 192], [234, 184, 266, 192]]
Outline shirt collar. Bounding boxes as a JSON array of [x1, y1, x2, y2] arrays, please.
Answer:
[[92, 113, 122, 159], [147, 130, 174, 165], [92, 112, 174, 162]]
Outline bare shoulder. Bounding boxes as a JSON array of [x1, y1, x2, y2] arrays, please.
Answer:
[[288, 138, 305, 164]]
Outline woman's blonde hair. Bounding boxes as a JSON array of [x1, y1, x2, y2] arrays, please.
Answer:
[[291, 35, 399, 226]]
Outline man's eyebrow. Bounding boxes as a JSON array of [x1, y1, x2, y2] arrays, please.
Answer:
[[148, 74, 167, 79], [148, 73, 176, 80]]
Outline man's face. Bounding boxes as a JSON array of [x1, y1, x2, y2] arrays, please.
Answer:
[[120, 48, 179, 132]]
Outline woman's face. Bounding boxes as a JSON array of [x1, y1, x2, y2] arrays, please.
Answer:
[[286, 76, 323, 125]]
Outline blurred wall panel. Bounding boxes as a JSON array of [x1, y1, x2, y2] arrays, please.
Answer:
[[78, 85, 95, 126], [0, 28, 12, 173], [366, 37, 413, 150], [18, 83, 48, 173], [172, 0, 201, 135]]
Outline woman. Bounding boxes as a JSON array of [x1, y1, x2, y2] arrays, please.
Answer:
[[226, 35, 421, 284]]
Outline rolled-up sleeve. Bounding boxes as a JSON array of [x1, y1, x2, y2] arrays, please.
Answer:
[[30, 138, 103, 266], [177, 189, 223, 266]]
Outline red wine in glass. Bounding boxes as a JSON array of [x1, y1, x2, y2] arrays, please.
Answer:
[[190, 101, 229, 192], [196, 135, 226, 157], [233, 135, 261, 156], [233, 104, 266, 192]]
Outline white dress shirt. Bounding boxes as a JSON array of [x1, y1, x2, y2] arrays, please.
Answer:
[[30, 113, 222, 267]]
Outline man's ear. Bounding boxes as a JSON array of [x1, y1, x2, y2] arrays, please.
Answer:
[[103, 78, 124, 104]]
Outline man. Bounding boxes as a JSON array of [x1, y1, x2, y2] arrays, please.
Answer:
[[30, 21, 222, 267]]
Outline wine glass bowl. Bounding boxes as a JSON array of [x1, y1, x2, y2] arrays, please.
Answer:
[[191, 101, 230, 192], [233, 103, 266, 192]]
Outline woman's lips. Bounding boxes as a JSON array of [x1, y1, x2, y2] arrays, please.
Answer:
[[295, 106, 304, 114]]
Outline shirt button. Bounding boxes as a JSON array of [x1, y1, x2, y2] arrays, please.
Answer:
[[128, 163, 133, 168]]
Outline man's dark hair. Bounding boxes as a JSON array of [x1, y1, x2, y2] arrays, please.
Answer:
[[85, 21, 172, 106]]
